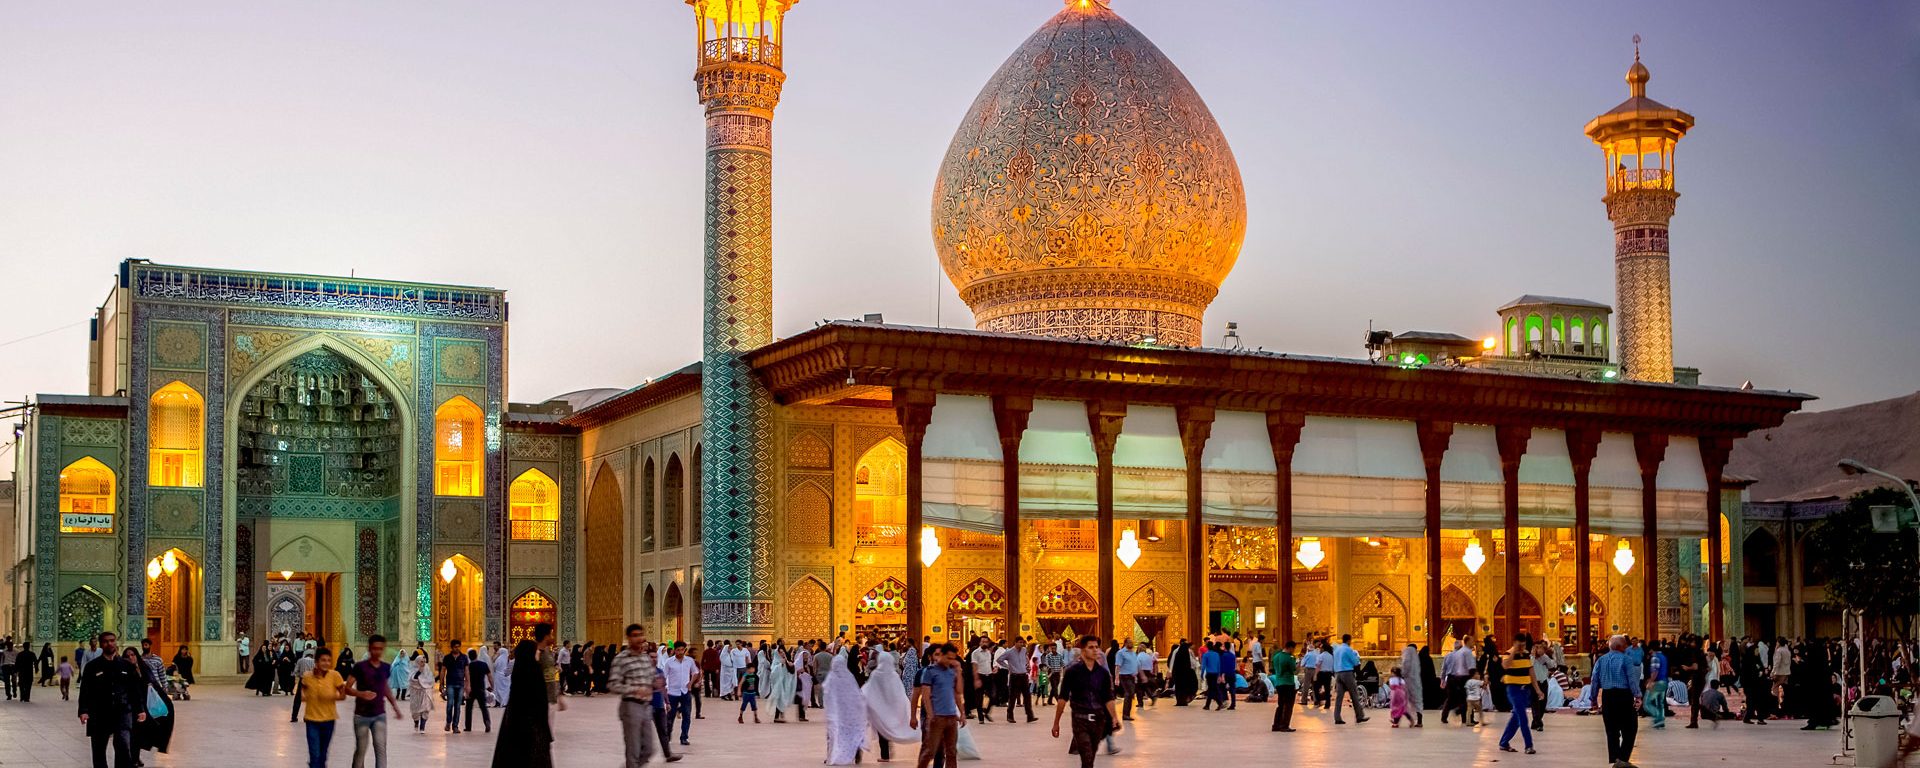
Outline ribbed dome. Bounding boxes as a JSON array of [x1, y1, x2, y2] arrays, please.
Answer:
[[931, 1, 1245, 347]]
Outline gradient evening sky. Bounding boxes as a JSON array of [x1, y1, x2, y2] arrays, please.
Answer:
[[2, 0, 1917, 418]]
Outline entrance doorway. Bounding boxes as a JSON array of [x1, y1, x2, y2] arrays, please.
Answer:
[[267, 571, 345, 643], [434, 555, 484, 646], [144, 548, 200, 653]]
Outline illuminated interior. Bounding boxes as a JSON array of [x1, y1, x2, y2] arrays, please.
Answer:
[[145, 547, 200, 651], [508, 468, 560, 541], [854, 439, 907, 547], [58, 457, 116, 533], [433, 554, 485, 646], [434, 396, 484, 496], [148, 381, 205, 487]]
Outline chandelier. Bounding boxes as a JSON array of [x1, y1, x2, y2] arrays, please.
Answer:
[[1116, 529, 1142, 568], [920, 527, 943, 567], [1462, 538, 1486, 575], [1295, 537, 1324, 570], [1612, 539, 1636, 575]]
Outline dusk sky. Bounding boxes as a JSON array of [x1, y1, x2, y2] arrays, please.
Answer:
[[2, 0, 1916, 414]]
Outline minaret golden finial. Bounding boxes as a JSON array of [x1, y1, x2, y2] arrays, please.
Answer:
[[1626, 34, 1650, 97]]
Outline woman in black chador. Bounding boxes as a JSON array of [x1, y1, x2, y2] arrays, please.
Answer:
[[491, 639, 553, 768]]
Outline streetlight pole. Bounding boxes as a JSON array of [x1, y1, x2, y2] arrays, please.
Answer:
[[1836, 458, 1920, 649]]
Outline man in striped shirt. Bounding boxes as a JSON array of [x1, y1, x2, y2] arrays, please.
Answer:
[[1589, 635, 1643, 768], [610, 624, 676, 766]]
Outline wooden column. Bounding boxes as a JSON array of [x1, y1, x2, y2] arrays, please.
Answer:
[[1417, 420, 1454, 651], [992, 395, 1032, 641], [894, 388, 936, 644], [1566, 429, 1601, 653], [1177, 406, 1216, 645], [1699, 435, 1734, 641], [1495, 425, 1530, 642], [1267, 411, 1305, 644], [1086, 400, 1127, 644], [1634, 433, 1668, 641]]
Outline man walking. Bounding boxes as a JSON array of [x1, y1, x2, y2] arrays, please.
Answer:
[[1590, 635, 1643, 768], [464, 648, 492, 732], [1112, 640, 1139, 720], [77, 632, 146, 768], [1270, 640, 1298, 732], [1529, 641, 1552, 731], [998, 636, 1036, 723], [967, 638, 995, 723], [1298, 640, 1319, 709], [343, 634, 404, 768], [1330, 634, 1367, 724], [661, 642, 700, 746], [291, 645, 318, 722], [1440, 638, 1474, 724], [610, 624, 675, 766], [911, 645, 964, 768], [16, 643, 36, 703], [441, 640, 468, 733], [1052, 635, 1121, 767], [238, 631, 251, 675]]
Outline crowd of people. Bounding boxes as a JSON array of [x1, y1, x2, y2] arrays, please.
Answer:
[[18, 624, 1913, 768]]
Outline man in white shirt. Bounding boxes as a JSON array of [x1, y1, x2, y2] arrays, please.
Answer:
[[969, 638, 997, 723], [1770, 637, 1792, 698], [1247, 635, 1265, 674], [237, 631, 252, 674], [1440, 639, 1476, 725], [661, 642, 701, 746]]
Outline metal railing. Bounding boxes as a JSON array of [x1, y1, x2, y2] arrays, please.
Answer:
[[510, 519, 558, 541], [701, 37, 782, 68], [856, 523, 904, 548]]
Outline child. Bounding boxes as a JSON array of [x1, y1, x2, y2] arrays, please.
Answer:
[[57, 656, 74, 701], [737, 662, 760, 723], [1465, 670, 1486, 726], [301, 647, 348, 768], [1388, 666, 1410, 727]]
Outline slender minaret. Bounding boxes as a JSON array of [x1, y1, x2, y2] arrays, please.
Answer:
[[1585, 37, 1693, 382], [687, 0, 794, 635]]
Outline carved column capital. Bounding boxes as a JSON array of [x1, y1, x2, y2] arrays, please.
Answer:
[[1266, 410, 1305, 466], [893, 388, 937, 445], [1417, 420, 1455, 472], [1086, 399, 1127, 457]]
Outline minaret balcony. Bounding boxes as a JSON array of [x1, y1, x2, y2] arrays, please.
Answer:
[[701, 36, 782, 68]]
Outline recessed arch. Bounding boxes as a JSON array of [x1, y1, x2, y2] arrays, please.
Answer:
[[690, 444, 703, 545], [584, 462, 625, 642], [641, 457, 657, 552], [785, 575, 832, 642], [58, 457, 116, 533], [434, 396, 485, 496], [663, 453, 685, 549], [508, 468, 559, 541], [433, 553, 484, 646], [58, 586, 109, 641], [222, 332, 419, 645], [145, 547, 202, 650], [149, 381, 205, 487], [1743, 527, 1780, 588], [509, 588, 556, 645], [664, 581, 686, 644]]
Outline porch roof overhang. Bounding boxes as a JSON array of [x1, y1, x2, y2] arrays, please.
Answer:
[[747, 322, 1812, 437]]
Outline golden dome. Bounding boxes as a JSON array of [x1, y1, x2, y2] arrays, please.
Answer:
[[931, 0, 1245, 347]]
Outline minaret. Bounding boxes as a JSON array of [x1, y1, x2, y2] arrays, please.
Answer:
[[687, 0, 794, 635], [1585, 37, 1693, 382]]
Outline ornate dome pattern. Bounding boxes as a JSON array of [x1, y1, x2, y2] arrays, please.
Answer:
[[932, 1, 1246, 346]]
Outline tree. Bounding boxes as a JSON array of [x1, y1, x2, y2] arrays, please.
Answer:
[[1804, 487, 1917, 639]]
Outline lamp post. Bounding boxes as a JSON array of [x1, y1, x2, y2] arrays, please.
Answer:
[[1836, 458, 1920, 646]]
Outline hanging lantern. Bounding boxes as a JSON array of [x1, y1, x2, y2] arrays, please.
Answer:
[[920, 527, 942, 567], [146, 558, 162, 580], [1462, 538, 1486, 575], [280, 570, 295, 580], [1116, 529, 1142, 568], [161, 550, 179, 575], [1612, 539, 1636, 575], [441, 557, 459, 583], [1295, 537, 1325, 570]]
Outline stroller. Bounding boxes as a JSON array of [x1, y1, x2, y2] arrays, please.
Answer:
[[161, 665, 191, 700]]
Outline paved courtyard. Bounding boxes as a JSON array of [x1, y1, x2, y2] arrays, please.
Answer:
[[0, 681, 1862, 767]]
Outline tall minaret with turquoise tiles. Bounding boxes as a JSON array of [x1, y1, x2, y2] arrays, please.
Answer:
[[686, 0, 795, 636]]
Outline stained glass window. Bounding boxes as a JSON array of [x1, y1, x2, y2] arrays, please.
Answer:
[[434, 396, 484, 496], [149, 381, 204, 487], [859, 577, 909, 614], [509, 469, 559, 540]]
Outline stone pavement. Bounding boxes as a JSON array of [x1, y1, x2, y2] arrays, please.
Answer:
[[0, 682, 1858, 767]]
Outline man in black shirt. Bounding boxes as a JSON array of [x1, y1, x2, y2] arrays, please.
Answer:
[[1051, 635, 1121, 768], [76, 632, 147, 768], [441, 640, 469, 733], [464, 648, 492, 732]]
